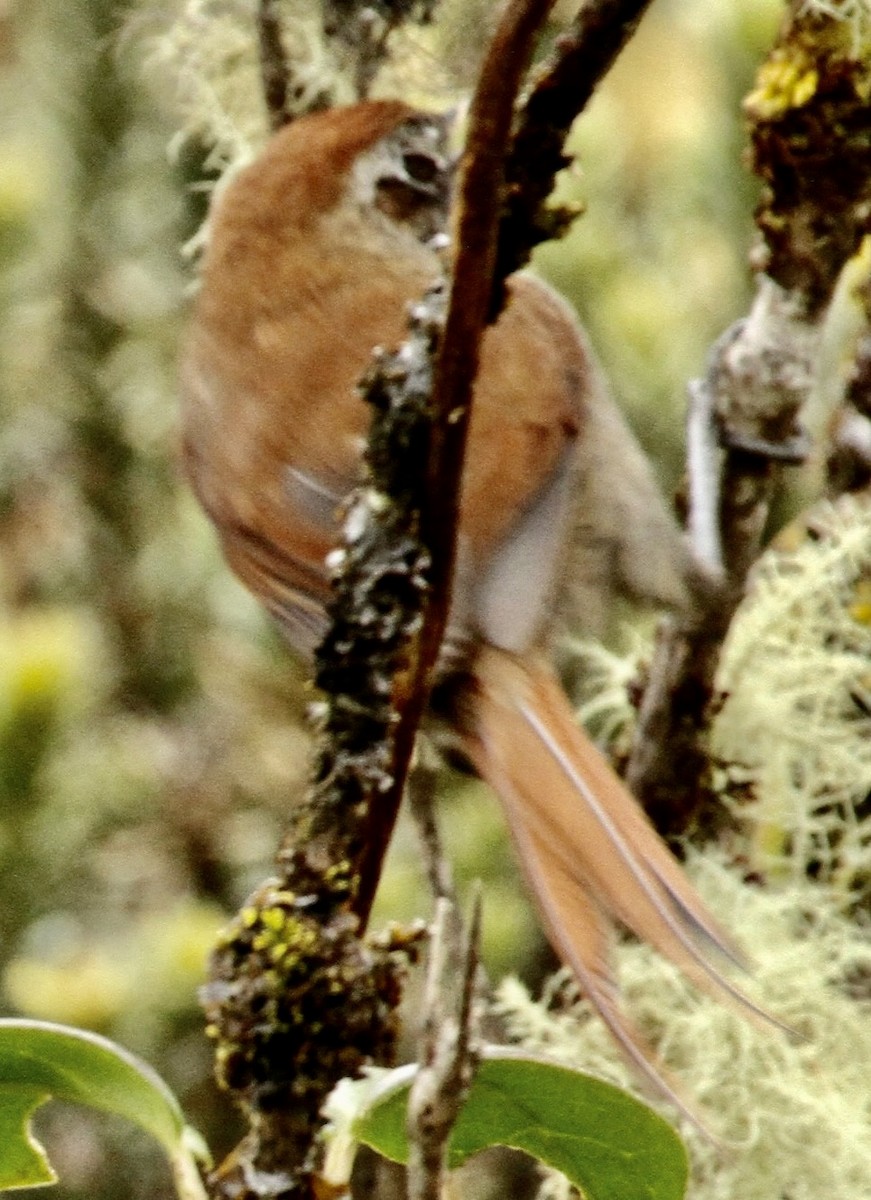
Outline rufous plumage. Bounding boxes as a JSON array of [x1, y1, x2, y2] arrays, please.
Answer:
[[182, 100, 767, 1115]]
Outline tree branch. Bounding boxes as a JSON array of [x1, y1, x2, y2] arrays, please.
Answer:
[[407, 894, 483, 1200], [496, 0, 656, 287], [256, 0, 292, 130], [626, 1, 871, 832], [200, 0, 561, 1189]]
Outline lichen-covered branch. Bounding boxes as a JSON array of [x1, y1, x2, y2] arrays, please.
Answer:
[[627, 0, 871, 832], [201, 292, 445, 1200], [199, 0, 560, 1181], [748, 3, 871, 316]]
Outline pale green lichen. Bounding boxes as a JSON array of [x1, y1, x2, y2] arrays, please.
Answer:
[[797, 0, 871, 55], [712, 494, 871, 901], [543, 495, 871, 1197], [497, 854, 871, 1200], [563, 633, 649, 749], [132, 0, 490, 177], [137, 0, 336, 170]]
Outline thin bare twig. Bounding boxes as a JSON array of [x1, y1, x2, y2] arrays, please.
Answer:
[[409, 759, 458, 906], [426, 3, 687, 832], [407, 894, 483, 1200], [496, 0, 656, 287], [418, 0, 558, 669], [322, 0, 440, 98]]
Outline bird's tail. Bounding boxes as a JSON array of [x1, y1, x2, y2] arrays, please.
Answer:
[[459, 644, 777, 1119]]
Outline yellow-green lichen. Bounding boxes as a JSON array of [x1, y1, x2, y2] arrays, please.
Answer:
[[239, 905, 323, 974], [323, 859, 356, 891], [745, 51, 819, 119]]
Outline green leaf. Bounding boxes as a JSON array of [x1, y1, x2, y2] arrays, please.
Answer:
[[0, 1088, 56, 1188], [356, 1050, 688, 1200], [0, 1019, 207, 1197]]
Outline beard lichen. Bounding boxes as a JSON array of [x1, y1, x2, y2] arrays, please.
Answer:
[[497, 853, 871, 1200], [519, 494, 871, 1198], [713, 493, 871, 904]]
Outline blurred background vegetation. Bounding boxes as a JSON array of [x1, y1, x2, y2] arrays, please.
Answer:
[[0, 0, 783, 1196]]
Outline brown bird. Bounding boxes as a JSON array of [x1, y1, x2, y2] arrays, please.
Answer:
[[181, 99, 764, 1114]]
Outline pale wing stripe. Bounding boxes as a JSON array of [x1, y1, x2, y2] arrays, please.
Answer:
[[514, 695, 785, 1030], [477, 714, 705, 1127]]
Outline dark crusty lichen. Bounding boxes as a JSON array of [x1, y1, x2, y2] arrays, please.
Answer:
[[201, 287, 445, 1200]]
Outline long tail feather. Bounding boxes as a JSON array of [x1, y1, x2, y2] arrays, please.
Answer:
[[506, 799, 702, 1123], [462, 644, 783, 1110]]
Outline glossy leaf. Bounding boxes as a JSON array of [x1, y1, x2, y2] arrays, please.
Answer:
[[356, 1050, 687, 1200], [0, 1019, 207, 1197]]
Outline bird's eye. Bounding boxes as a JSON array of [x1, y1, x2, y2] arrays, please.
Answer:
[[402, 151, 439, 186]]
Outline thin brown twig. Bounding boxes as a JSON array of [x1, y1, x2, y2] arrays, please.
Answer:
[[408, 759, 458, 906], [417, 0, 558, 676], [352, 0, 560, 927], [405, 0, 677, 840], [496, 0, 656, 287], [256, 0, 292, 130], [345, 0, 668, 932]]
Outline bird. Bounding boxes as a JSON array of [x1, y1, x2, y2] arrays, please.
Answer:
[[181, 98, 767, 1116]]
